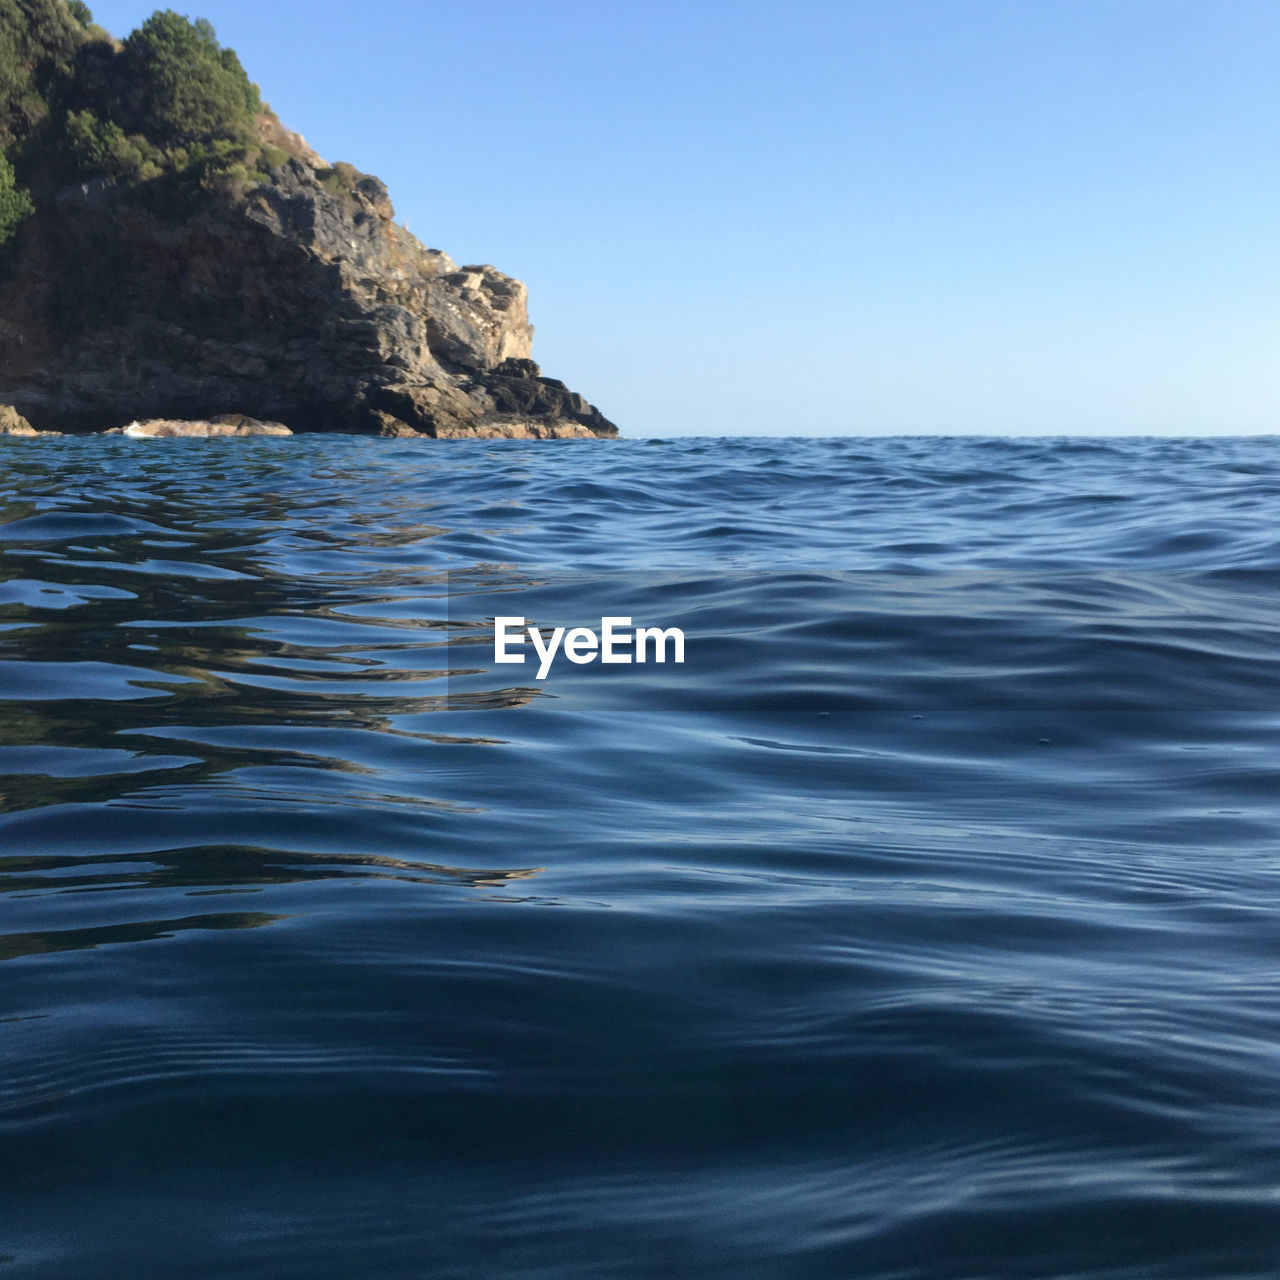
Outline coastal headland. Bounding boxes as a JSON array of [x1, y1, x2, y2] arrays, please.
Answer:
[[0, 2, 617, 439]]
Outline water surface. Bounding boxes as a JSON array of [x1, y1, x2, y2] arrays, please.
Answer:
[[2, 435, 1280, 1278]]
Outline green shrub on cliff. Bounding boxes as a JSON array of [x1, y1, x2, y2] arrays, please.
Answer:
[[64, 108, 165, 182], [318, 161, 365, 196], [64, 107, 121, 169], [0, 152, 33, 244]]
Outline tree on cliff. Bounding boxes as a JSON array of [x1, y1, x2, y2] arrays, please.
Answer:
[[0, 0, 87, 151], [1, 1, 266, 194], [117, 9, 260, 147]]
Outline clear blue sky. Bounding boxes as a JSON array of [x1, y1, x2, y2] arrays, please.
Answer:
[[89, 0, 1279, 436]]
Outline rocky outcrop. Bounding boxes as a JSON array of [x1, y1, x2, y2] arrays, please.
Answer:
[[0, 404, 37, 435], [0, 137, 617, 439], [107, 415, 292, 438]]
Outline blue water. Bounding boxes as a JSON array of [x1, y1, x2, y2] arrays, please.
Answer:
[[2, 435, 1280, 1279]]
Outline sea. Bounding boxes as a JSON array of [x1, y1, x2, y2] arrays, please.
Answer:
[[2, 434, 1279, 1279]]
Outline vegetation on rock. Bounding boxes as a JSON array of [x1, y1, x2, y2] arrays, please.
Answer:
[[0, 0, 88, 151], [0, 0, 281, 236]]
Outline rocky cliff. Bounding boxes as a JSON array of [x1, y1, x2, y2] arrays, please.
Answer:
[[0, 8, 616, 439]]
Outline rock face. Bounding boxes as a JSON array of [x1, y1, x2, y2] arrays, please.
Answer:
[[0, 141, 617, 439], [0, 403, 37, 435]]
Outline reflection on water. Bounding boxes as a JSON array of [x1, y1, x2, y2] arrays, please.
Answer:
[[3, 436, 1280, 1279], [0, 912, 284, 962], [0, 846, 544, 899]]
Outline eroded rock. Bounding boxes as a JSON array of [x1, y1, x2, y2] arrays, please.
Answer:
[[0, 405, 37, 435]]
